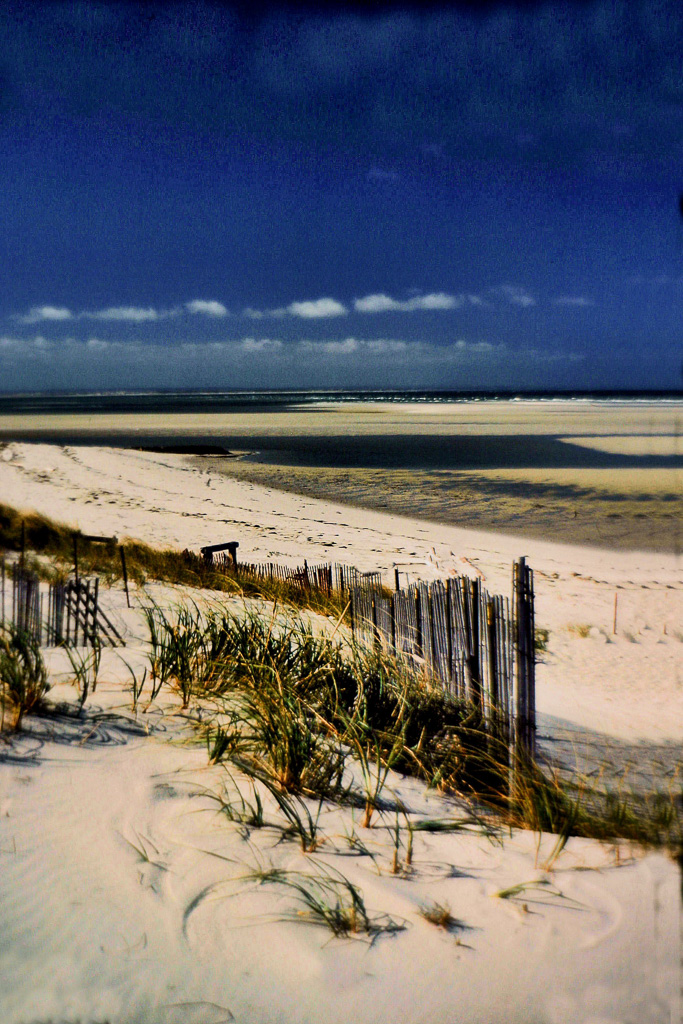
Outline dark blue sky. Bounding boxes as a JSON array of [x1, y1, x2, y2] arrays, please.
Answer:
[[1, 0, 682, 392]]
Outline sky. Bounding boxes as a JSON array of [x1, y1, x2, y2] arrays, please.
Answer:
[[1, 0, 683, 393]]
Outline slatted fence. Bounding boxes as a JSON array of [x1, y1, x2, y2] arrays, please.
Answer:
[[211, 554, 383, 595], [47, 577, 124, 647], [350, 557, 535, 757], [2, 561, 123, 648], [10, 562, 42, 641]]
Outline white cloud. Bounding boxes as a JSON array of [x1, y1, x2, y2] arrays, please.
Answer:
[[454, 339, 496, 352], [553, 295, 595, 307], [19, 306, 73, 323], [0, 335, 586, 390], [363, 340, 410, 355], [353, 292, 463, 313], [243, 299, 347, 319], [353, 294, 398, 313], [411, 293, 463, 311], [240, 337, 284, 352], [245, 292, 473, 319], [0, 334, 54, 355], [294, 337, 506, 361], [299, 338, 359, 355], [186, 299, 229, 317], [85, 306, 166, 322], [367, 167, 400, 183], [497, 285, 536, 308], [287, 298, 348, 319]]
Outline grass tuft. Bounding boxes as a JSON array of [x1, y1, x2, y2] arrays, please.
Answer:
[[262, 864, 407, 939], [0, 625, 50, 730], [64, 639, 102, 709], [419, 901, 462, 932]]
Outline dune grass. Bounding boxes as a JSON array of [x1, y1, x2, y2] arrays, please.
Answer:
[[64, 639, 102, 708], [141, 598, 683, 856], [0, 625, 50, 730], [0, 500, 347, 618], [246, 862, 406, 938], [2, 498, 680, 856]]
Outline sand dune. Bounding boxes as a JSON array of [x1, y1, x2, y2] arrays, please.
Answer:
[[0, 441, 681, 1023]]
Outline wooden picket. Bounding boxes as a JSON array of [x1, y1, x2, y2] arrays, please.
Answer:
[[349, 558, 535, 757], [209, 553, 383, 597], [5, 567, 123, 648], [47, 577, 124, 647], [11, 564, 42, 643]]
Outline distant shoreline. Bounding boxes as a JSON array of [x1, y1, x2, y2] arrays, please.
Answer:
[[0, 397, 680, 553]]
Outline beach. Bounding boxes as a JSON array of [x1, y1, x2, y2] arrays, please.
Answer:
[[1, 397, 681, 553], [0, 405, 682, 1022]]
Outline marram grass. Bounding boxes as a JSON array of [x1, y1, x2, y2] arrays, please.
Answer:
[[140, 598, 683, 854], [3, 501, 680, 855], [0, 500, 347, 617], [0, 625, 50, 730]]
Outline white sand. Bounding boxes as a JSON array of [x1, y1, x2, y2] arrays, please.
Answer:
[[0, 442, 681, 1023], [2, 441, 681, 742]]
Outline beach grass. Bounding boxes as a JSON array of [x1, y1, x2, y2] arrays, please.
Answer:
[[0, 625, 50, 730], [139, 598, 682, 857], [2, 502, 681, 858], [256, 864, 407, 938], [0, 500, 347, 618]]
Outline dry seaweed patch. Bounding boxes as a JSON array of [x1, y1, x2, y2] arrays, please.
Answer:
[[566, 622, 592, 638], [419, 901, 464, 933]]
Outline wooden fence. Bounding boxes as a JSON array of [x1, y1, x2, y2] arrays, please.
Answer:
[[9, 561, 42, 641], [211, 554, 383, 595], [1, 543, 535, 751], [350, 557, 536, 757], [47, 577, 123, 647], [2, 560, 123, 648]]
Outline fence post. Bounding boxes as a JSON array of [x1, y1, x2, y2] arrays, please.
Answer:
[[445, 578, 453, 688], [371, 595, 380, 650], [414, 587, 423, 659], [119, 546, 131, 608], [513, 557, 536, 761], [464, 578, 481, 710], [65, 582, 72, 646], [426, 584, 436, 677], [486, 597, 501, 741], [92, 578, 99, 647]]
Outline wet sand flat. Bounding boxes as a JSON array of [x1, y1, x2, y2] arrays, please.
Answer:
[[206, 460, 683, 553], [1, 399, 681, 552]]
